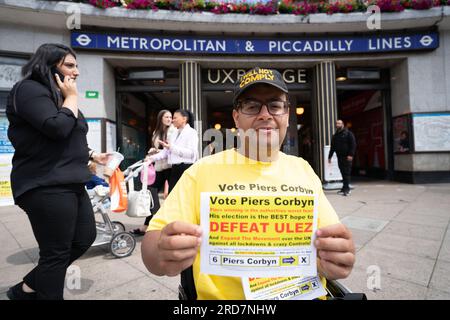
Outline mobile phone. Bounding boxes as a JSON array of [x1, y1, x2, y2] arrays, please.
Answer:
[[51, 67, 66, 83]]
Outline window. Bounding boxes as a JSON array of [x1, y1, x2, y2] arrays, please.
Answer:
[[0, 55, 27, 114]]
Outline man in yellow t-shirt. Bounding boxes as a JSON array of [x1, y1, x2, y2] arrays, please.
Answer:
[[142, 67, 355, 300]]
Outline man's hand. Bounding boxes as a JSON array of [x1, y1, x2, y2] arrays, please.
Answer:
[[142, 221, 202, 276], [347, 156, 353, 161], [315, 223, 355, 280]]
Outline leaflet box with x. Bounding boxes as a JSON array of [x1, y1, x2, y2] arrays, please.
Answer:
[[299, 255, 310, 265]]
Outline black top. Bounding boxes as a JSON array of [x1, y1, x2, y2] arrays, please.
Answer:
[[399, 138, 410, 150], [328, 128, 357, 159], [6, 79, 91, 201]]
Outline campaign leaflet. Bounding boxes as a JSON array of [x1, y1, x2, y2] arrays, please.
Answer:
[[200, 193, 318, 277]]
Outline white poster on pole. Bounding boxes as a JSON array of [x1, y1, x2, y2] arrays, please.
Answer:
[[323, 145, 342, 182], [106, 121, 117, 153], [86, 119, 102, 153]]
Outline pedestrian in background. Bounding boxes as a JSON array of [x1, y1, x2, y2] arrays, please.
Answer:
[[398, 130, 410, 153], [131, 109, 175, 235], [328, 119, 356, 196], [147, 109, 199, 193], [6, 43, 108, 300]]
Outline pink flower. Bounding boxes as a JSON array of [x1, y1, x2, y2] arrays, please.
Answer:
[[89, 0, 118, 8], [87, 0, 449, 15]]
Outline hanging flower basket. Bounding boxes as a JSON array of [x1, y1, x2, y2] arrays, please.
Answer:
[[88, 0, 450, 16]]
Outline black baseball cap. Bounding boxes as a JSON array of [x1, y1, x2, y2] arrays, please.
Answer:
[[233, 67, 288, 106]]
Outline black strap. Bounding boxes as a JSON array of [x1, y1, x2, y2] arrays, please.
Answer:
[[179, 266, 197, 300], [329, 293, 368, 300], [342, 293, 367, 300]]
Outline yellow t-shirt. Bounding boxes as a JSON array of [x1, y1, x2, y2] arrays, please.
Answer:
[[148, 149, 340, 300]]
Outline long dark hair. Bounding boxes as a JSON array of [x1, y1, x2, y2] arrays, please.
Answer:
[[174, 109, 195, 128], [152, 109, 171, 148], [21, 43, 77, 108]]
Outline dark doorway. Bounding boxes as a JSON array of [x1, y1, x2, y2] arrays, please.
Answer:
[[116, 68, 180, 169], [337, 89, 386, 179]]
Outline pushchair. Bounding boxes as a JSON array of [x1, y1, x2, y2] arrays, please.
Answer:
[[87, 159, 150, 258]]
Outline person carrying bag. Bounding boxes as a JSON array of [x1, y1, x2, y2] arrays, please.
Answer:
[[131, 110, 173, 235]]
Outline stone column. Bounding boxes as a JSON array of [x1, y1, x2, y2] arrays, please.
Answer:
[[179, 61, 203, 157], [312, 61, 338, 181]]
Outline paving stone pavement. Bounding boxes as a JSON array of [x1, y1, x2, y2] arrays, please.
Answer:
[[1, 180, 449, 300]]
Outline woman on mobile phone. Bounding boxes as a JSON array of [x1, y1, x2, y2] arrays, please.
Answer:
[[6, 43, 108, 300]]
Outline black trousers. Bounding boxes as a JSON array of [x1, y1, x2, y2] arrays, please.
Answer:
[[16, 184, 96, 300], [143, 168, 170, 226], [143, 164, 190, 226], [337, 157, 352, 192], [143, 187, 161, 226], [152, 168, 171, 192], [169, 163, 192, 193]]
